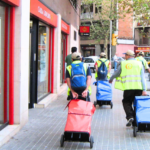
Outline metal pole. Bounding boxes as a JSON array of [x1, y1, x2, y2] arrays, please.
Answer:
[[109, 20, 112, 61]]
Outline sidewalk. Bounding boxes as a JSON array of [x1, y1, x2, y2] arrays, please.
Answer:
[[1, 73, 150, 150]]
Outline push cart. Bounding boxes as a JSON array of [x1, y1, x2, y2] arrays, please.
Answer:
[[94, 80, 113, 109], [133, 96, 150, 137], [60, 99, 96, 148]]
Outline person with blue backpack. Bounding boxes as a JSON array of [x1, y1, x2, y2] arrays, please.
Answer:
[[66, 52, 92, 101], [95, 52, 111, 80]]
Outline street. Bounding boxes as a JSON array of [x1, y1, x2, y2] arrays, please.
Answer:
[[1, 71, 150, 150]]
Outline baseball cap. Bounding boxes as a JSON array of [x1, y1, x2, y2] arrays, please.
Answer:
[[100, 52, 106, 57], [72, 52, 81, 59], [138, 51, 144, 56], [123, 50, 135, 57]]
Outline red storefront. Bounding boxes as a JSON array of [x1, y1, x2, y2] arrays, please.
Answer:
[[0, 0, 19, 128], [134, 46, 150, 56], [60, 20, 70, 84], [29, 0, 58, 108]]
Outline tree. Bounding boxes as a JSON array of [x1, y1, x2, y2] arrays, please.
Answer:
[[81, 0, 150, 57], [119, 0, 150, 27], [81, 0, 118, 57]]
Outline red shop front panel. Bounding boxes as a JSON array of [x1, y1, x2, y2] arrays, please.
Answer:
[[2, 0, 19, 6], [30, 0, 57, 27]]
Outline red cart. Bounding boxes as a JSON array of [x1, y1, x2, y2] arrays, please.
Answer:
[[60, 99, 96, 148]]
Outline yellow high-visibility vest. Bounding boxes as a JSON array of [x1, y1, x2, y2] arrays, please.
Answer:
[[115, 60, 143, 90], [95, 58, 109, 79]]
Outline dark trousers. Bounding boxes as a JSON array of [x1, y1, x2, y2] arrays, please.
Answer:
[[122, 90, 142, 121]]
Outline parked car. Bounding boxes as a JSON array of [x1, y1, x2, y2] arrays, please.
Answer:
[[144, 57, 150, 67], [111, 57, 125, 68], [84, 56, 99, 73]]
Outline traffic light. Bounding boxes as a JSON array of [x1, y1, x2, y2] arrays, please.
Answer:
[[112, 34, 118, 46]]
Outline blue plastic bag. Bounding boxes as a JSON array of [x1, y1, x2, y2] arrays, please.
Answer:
[[135, 96, 150, 125], [96, 80, 112, 101]]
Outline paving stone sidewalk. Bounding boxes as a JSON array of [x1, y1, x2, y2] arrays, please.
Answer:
[[1, 72, 150, 150]]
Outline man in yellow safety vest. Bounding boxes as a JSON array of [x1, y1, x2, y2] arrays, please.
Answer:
[[136, 51, 150, 73], [66, 52, 92, 101], [109, 50, 147, 127]]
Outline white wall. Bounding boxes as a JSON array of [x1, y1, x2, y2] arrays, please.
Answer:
[[54, 14, 61, 93], [14, 0, 30, 125], [69, 25, 79, 53]]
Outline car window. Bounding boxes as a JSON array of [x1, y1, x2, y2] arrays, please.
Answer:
[[85, 58, 94, 63]]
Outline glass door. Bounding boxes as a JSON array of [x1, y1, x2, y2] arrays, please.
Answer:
[[60, 33, 66, 85]]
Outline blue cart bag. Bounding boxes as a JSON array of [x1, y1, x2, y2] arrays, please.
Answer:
[[134, 96, 150, 126], [96, 80, 112, 101]]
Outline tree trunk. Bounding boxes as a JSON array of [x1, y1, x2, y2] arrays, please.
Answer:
[[104, 30, 109, 59]]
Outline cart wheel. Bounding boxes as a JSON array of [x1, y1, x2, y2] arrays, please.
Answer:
[[60, 134, 64, 147], [94, 101, 97, 107], [90, 136, 94, 149], [133, 127, 137, 137], [110, 102, 113, 109]]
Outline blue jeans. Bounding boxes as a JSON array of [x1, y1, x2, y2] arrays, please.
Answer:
[[114, 61, 118, 71]]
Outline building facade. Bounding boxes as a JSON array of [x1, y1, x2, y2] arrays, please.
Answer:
[[116, 12, 135, 57], [0, 0, 80, 146]]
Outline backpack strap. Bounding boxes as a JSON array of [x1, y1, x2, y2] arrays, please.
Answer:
[[98, 59, 108, 63], [98, 59, 103, 63]]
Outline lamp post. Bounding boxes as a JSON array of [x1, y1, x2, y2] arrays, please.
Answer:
[[109, 20, 112, 61]]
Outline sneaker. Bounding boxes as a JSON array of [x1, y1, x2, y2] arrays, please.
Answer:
[[126, 118, 134, 127]]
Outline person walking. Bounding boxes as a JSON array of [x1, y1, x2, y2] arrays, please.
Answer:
[[66, 52, 92, 101], [109, 50, 147, 127], [95, 52, 111, 80], [136, 51, 150, 73], [65, 47, 77, 66], [113, 53, 118, 71]]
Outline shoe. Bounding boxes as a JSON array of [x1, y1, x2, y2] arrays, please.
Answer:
[[126, 118, 134, 127], [67, 96, 71, 101]]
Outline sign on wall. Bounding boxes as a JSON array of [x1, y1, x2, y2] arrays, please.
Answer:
[[79, 26, 90, 36], [30, 0, 57, 27], [134, 46, 150, 53], [61, 20, 70, 34]]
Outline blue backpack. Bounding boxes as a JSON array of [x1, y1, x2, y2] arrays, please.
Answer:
[[71, 62, 87, 90], [98, 59, 108, 80]]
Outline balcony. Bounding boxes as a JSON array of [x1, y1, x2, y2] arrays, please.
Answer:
[[80, 12, 93, 20]]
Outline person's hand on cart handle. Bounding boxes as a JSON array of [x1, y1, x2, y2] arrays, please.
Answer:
[[82, 89, 88, 98], [142, 91, 147, 96], [71, 90, 78, 99]]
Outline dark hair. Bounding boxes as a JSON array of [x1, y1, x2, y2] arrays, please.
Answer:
[[71, 47, 77, 53], [100, 56, 106, 58], [139, 54, 143, 56]]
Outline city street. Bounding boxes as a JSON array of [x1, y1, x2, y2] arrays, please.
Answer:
[[1, 71, 150, 150]]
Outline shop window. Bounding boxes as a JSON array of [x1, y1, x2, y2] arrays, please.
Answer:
[[37, 22, 49, 100], [0, 2, 10, 129]]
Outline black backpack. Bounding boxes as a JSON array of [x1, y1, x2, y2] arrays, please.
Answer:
[[98, 59, 108, 80]]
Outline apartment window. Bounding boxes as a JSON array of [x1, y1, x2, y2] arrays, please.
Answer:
[[81, 4, 93, 14], [95, 6, 102, 13], [70, 0, 77, 9], [74, 31, 77, 41]]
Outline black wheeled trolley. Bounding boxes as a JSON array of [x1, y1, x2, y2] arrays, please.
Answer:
[[94, 80, 113, 109], [133, 96, 150, 137], [60, 99, 96, 148]]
